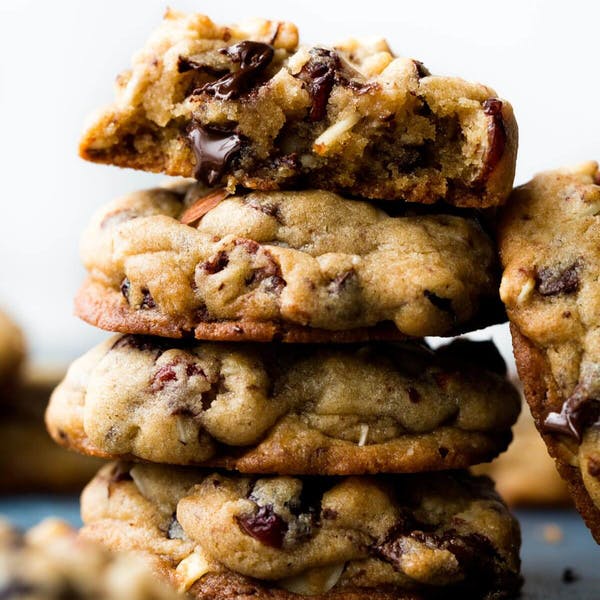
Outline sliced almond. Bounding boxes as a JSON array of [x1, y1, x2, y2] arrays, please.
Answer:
[[180, 188, 229, 226]]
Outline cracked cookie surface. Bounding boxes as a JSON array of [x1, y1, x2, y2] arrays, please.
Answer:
[[81, 462, 521, 599], [0, 518, 181, 599], [79, 10, 517, 208], [498, 162, 600, 540], [76, 183, 503, 342], [46, 336, 519, 474]]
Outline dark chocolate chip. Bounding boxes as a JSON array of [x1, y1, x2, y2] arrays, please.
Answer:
[[536, 260, 582, 296], [413, 60, 431, 78], [193, 41, 274, 100], [543, 386, 600, 441], [187, 123, 243, 186], [423, 290, 454, 315], [438, 446, 449, 458], [321, 508, 338, 520], [296, 47, 374, 122], [236, 504, 288, 548]]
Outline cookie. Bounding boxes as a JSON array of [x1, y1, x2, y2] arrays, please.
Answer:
[[0, 367, 102, 493], [0, 308, 25, 395], [76, 184, 503, 342], [473, 393, 571, 506], [47, 335, 520, 474], [81, 462, 522, 599], [0, 518, 181, 599], [79, 10, 517, 208], [498, 162, 600, 540]]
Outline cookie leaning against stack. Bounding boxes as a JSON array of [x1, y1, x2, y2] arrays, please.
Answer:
[[45, 10, 524, 599], [499, 162, 600, 541]]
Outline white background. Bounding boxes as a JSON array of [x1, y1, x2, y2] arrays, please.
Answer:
[[0, 0, 598, 366]]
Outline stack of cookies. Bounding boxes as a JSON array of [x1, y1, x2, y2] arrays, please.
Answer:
[[46, 11, 524, 599]]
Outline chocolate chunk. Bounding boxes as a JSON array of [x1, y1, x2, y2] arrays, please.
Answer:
[[376, 528, 500, 592], [193, 41, 274, 101], [423, 290, 454, 315], [436, 339, 507, 376], [536, 260, 582, 296], [140, 288, 156, 309], [479, 98, 507, 181], [296, 48, 374, 122], [438, 446, 449, 458], [187, 123, 243, 186], [201, 250, 229, 275], [543, 386, 600, 441], [236, 504, 288, 548], [413, 60, 431, 78]]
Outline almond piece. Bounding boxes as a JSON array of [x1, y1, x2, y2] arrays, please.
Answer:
[[180, 188, 229, 225]]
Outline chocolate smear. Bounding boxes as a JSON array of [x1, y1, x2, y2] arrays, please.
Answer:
[[187, 124, 243, 186]]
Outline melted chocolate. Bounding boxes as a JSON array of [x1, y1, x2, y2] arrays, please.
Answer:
[[187, 124, 243, 186], [194, 41, 274, 101], [296, 47, 375, 122], [543, 387, 600, 441]]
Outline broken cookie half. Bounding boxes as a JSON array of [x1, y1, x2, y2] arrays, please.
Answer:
[[79, 10, 517, 208]]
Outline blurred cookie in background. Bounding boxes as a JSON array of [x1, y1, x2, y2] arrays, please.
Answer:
[[474, 389, 571, 507], [0, 308, 26, 396], [0, 518, 182, 599]]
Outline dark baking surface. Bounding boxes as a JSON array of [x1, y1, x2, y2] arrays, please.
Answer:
[[0, 500, 598, 598]]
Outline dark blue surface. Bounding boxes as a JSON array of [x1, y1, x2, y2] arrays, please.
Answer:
[[0, 500, 598, 598]]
